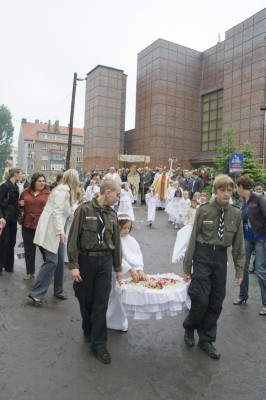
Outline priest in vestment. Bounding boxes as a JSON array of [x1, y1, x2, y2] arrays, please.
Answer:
[[127, 165, 140, 203], [151, 168, 170, 209]]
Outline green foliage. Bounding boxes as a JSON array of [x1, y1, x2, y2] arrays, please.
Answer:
[[212, 128, 237, 176], [241, 142, 266, 186], [201, 128, 266, 196], [0, 105, 14, 176]]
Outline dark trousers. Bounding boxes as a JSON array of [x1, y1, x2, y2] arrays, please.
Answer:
[[0, 221, 17, 272], [183, 242, 227, 343], [141, 187, 149, 204], [22, 226, 46, 275], [73, 253, 113, 351]]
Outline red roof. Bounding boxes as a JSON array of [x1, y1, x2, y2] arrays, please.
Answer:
[[21, 121, 84, 142]]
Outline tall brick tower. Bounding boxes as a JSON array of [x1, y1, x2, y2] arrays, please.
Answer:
[[83, 65, 127, 171]]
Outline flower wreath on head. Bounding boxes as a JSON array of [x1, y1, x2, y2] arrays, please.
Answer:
[[117, 213, 132, 221]]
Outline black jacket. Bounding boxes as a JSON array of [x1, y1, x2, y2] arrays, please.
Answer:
[[0, 180, 19, 222], [244, 193, 266, 238]]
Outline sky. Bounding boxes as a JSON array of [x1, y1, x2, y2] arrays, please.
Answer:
[[0, 0, 265, 144]]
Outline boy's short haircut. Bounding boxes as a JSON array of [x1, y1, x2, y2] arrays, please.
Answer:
[[212, 174, 234, 193], [236, 175, 253, 191], [254, 181, 263, 189], [100, 178, 121, 194]]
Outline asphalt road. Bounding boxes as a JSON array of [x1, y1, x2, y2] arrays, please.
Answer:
[[0, 204, 265, 400]]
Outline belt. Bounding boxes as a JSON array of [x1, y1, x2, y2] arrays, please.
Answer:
[[86, 251, 112, 257], [198, 242, 227, 251]]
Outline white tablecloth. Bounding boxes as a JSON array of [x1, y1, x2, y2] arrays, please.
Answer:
[[116, 273, 191, 320]]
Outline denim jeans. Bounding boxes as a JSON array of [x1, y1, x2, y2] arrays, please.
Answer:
[[29, 242, 65, 300], [239, 239, 266, 306]]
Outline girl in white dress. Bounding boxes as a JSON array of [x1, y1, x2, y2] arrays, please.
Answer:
[[145, 187, 158, 226], [117, 183, 135, 221], [85, 179, 100, 201], [172, 198, 198, 263], [178, 191, 191, 228], [106, 214, 147, 331]]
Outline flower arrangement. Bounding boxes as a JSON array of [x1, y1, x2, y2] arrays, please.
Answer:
[[129, 276, 177, 290]]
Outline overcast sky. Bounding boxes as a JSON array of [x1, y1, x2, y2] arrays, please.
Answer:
[[1, 0, 265, 144]]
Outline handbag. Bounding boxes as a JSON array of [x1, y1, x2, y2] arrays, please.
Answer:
[[17, 206, 25, 225]]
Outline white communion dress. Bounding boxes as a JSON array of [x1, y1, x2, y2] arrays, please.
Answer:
[[172, 207, 197, 263], [117, 189, 135, 221], [145, 192, 158, 224], [106, 234, 144, 331]]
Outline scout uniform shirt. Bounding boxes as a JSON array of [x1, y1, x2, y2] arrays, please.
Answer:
[[183, 199, 245, 278], [67, 197, 122, 272]]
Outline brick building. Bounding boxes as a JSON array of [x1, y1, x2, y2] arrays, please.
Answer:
[[127, 8, 266, 169], [83, 66, 127, 171], [17, 119, 84, 179], [84, 9, 265, 170]]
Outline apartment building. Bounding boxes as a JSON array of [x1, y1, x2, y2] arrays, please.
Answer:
[[17, 119, 84, 179]]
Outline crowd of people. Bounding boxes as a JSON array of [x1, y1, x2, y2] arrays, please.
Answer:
[[0, 165, 265, 364]]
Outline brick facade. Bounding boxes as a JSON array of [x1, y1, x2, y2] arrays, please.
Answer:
[[83, 66, 127, 171], [83, 9, 266, 171]]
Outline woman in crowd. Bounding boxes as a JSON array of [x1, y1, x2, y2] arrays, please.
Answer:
[[0, 168, 23, 275], [28, 169, 80, 305], [233, 175, 266, 316], [19, 173, 50, 280]]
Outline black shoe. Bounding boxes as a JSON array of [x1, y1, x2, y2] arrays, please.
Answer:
[[54, 293, 68, 300], [28, 294, 43, 306], [198, 342, 220, 359], [233, 298, 247, 305], [0, 270, 2, 276], [5, 268, 14, 273], [93, 348, 111, 364], [184, 330, 195, 347]]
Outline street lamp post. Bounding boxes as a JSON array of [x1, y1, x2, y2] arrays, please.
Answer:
[[65, 72, 86, 170]]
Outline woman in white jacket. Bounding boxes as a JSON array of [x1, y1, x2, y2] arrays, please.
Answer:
[[28, 169, 80, 306]]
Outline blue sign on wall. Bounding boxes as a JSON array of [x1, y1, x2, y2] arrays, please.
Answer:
[[229, 153, 244, 173]]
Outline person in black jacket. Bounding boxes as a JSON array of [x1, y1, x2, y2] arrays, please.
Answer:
[[182, 170, 193, 196], [190, 171, 204, 199], [233, 175, 266, 316], [0, 168, 23, 275]]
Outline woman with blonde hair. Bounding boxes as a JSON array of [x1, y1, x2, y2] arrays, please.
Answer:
[[28, 169, 80, 305]]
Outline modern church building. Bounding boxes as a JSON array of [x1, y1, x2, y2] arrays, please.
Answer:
[[83, 8, 266, 171]]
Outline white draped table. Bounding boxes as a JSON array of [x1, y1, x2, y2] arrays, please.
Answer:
[[116, 273, 191, 320]]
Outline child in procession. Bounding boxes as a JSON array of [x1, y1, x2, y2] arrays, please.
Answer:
[[106, 214, 148, 331]]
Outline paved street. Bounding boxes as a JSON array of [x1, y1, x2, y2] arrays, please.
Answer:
[[0, 204, 265, 400]]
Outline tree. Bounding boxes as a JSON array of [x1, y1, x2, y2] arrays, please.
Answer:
[[202, 129, 237, 197], [241, 142, 266, 186], [0, 105, 14, 177], [203, 128, 266, 198], [212, 128, 237, 176]]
